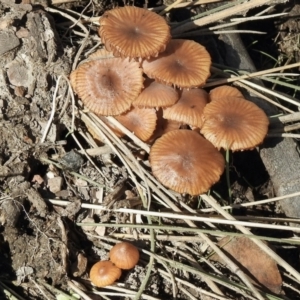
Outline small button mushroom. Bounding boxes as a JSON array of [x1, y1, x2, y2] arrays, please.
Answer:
[[110, 242, 140, 270], [90, 261, 122, 287]]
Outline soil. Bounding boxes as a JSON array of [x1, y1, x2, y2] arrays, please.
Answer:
[[0, 1, 300, 299]]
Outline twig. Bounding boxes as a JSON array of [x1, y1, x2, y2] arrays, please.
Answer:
[[231, 12, 287, 21], [159, 0, 186, 15], [45, 7, 90, 70], [77, 222, 300, 245], [200, 191, 300, 212], [171, 0, 276, 34], [40, 75, 62, 143], [205, 61, 300, 88], [149, 0, 222, 11], [234, 81, 294, 113], [160, 270, 228, 300], [106, 116, 150, 153], [67, 280, 94, 300]]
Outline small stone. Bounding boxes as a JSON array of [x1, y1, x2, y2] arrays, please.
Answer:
[[47, 177, 63, 193], [95, 226, 106, 236], [16, 27, 29, 38], [0, 30, 20, 56], [46, 171, 55, 179], [32, 174, 44, 185], [59, 150, 84, 171], [14, 86, 26, 97], [75, 178, 87, 187]]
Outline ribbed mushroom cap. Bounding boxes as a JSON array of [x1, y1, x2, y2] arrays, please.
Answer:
[[99, 6, 171, 59], [98, 116, 124, 138], [90, 261, 122, 287], [116, 107, 157, 141], [201, 97, 269, 151], [85, 116, 125, 144], [163, 88, 209, 128], [148, 109, 181, 142], [209, 85, 244, 101], [133, 78, 179, 108], [87, 48, 114, 60], [150, 130, 225, 195], [142, 39, 211, 88], [70, 57, 143, 115]]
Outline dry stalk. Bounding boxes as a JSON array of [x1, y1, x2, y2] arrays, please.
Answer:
[[171, 0, 281, 34]]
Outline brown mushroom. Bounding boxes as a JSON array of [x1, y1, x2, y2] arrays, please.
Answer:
[[149, 130, 225, 195], [142, 39, 211, 88], [201, 89, 269, 151], [209, 85, 244, 101], [149, 108, 181, 142], [99, 6, 170, 59], [70, 57, 143, 116], [84, 116, 125, 145], [133, 78, 179, 108], [90, 261, 122, 287], [163, 88, 209, 128], [87, 48, 114, 61], [110, 242, 140, 270], [115, 107, 157, 141]]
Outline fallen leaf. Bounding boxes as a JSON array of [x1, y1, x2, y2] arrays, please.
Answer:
[[210, 236, 282, 294]]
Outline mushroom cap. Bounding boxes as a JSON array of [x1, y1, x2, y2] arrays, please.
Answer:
[[99, 6, 171, 59], [115, 107, 157, 141], [85, 116, 125, 144], [70, 57, 143, 115], [150, 108, 181, 141], [142, 39, 211, 88], [148, 119, 181, 143], [201, 96, 269, 151], [133, 78, 179, 108], [87, 48, 114, 61], [149, 130, 225, 195], [90, 261, 122, 287], [98, 116, 125, 138], [163, 88, 209, 128], [110, 242, 140, 270], [209, 85, 244, 101]]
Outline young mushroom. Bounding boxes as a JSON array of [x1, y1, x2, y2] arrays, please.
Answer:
[[149, 109, 181, 141], [133, 78, 179, 108], [201, 86, 269, 151], [110, 242, 140, 270], [209, 85, 244, 101], [90, 261, 122, 287], [150, 130, 225, 195], [99, 6, 171, 59], [163, 88, 209, 128], [115, 107, 157, 142], [142, 39, 211, 88]]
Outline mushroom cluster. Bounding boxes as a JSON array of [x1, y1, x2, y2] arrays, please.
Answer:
[[70, 6, 211, 142], [71, 6, 269, 196], [90, 242, 139, 287]]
